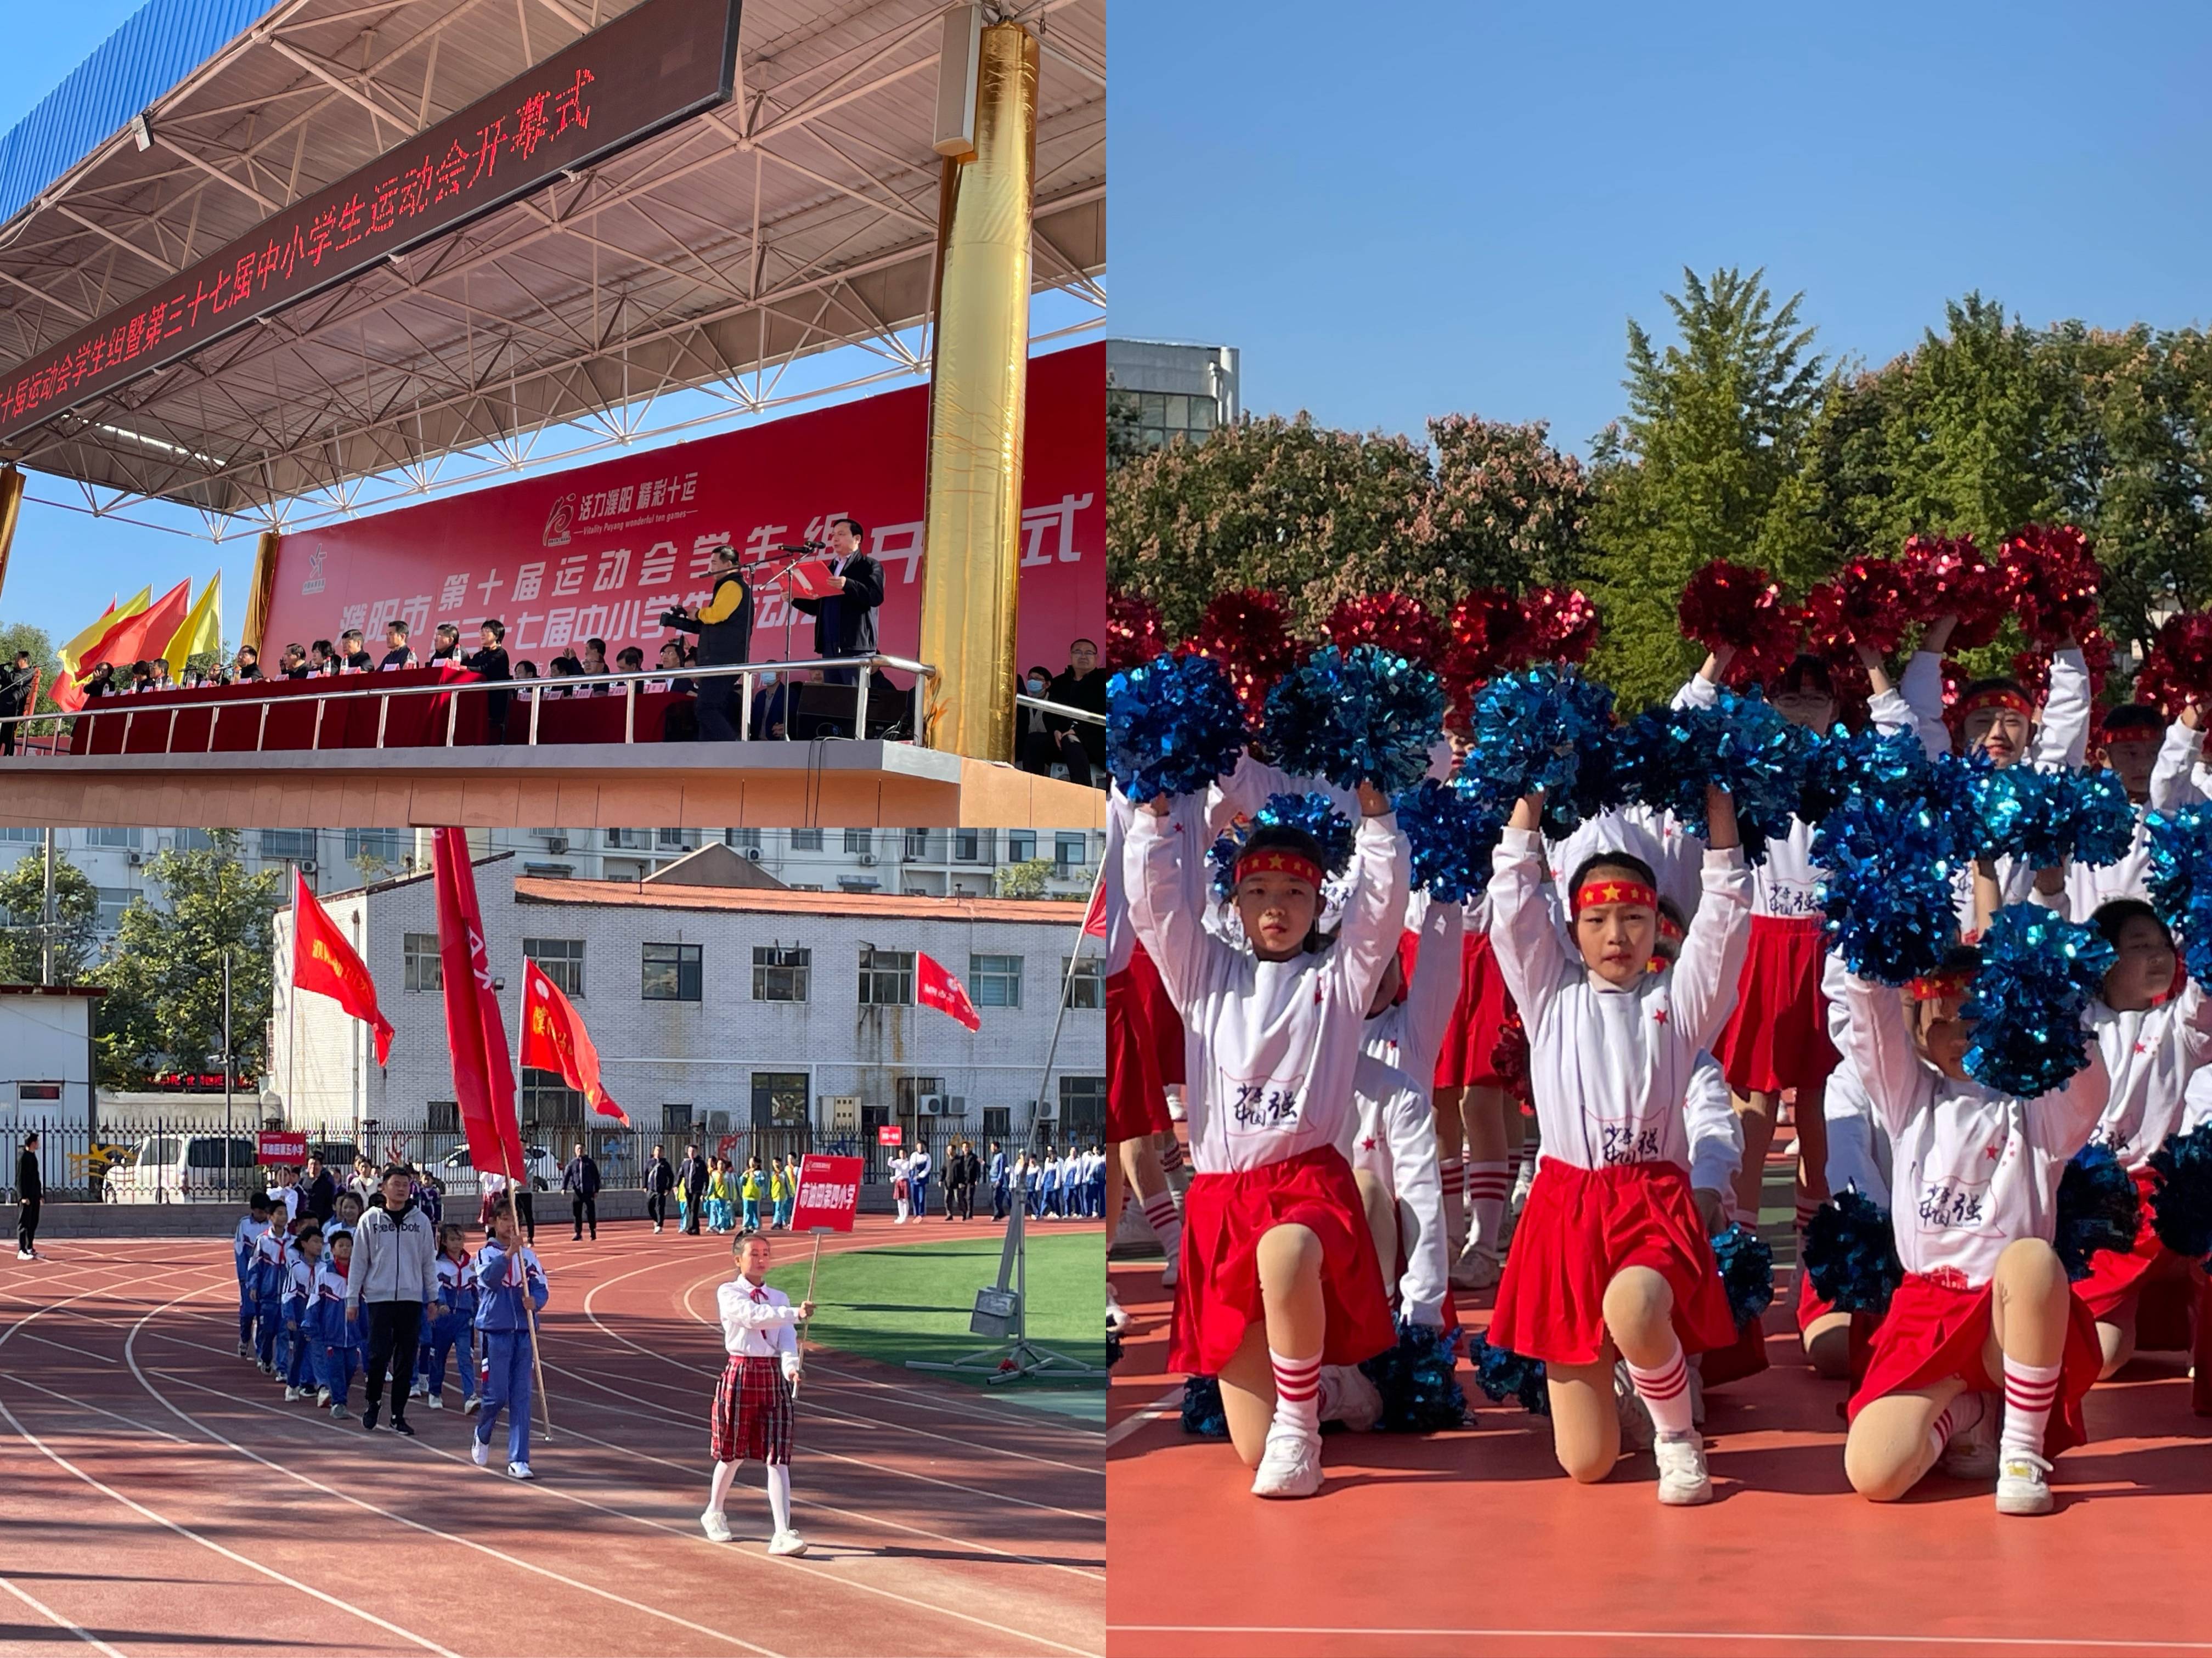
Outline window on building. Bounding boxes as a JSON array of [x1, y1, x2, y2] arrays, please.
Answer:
[[725, 827, 763, 853], [1064, 957, 1105, 1010], [859, 948, 914, 1006], [661, 1103, 694, 1136], [982, 1107, 1012, 1141], [1110, 386, 1218, 452], [95, 887, 134, 931], [260, 829, 314, 860], [1007, 830, 1036, 864], [897, 1075, 947, 1114], [658, 827, 686, 848], [84, 827, 143, 849], [403, 933, 442, 994], [1054, 833, 1089, 876], [902, 828, 933, 860], [1059, 1075, 1107, 1139], [752, 946, 810, 1002], [0, 828, 42, 843], [427, 1100, 459, 1133], [604, 828, 645, 849], [344, 828, 405, 863], [173, 829, 215, 851], [791, 829, 823, 851], [642, 941, 703, 1001], [751, 1072, 810, 1127], [521, 1067, 584, 1127], [524, 937, 585, 996], [954, 829, 984, 862], [970, 954, 1022, 1008], [844, 828, 872, 855]]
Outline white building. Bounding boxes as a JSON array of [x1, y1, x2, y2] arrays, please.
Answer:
[[271, 851, 1105, 1165], [0, 984, 101, 1194]]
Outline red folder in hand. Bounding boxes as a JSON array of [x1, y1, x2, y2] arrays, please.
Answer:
[[783, 560, 837, 599]]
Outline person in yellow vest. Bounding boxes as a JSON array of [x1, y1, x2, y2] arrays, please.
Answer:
[[775, 1155, 800, 1230], [741, 1156, 768, 1231]]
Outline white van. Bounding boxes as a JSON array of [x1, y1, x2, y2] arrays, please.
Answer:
[[103, 1134, 261, 1204]]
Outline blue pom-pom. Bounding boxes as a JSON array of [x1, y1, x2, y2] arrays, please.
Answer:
[[1108, 653, 1248, 802], [1180, 1375, 1229, 1438], [2148, 1124, 2212, 1262], [2068, 768, 2140, 869], [1209, 792, 1355, 900], [1617, 688, 1810, 863], [1961, 904, 2117, 1098], [1710, 1223, 1776, 1330], [1467, 1332, 1550, 1415], [1801, 1187, 1904, 1314], [2055, 1144, 2142, 1281], [1964, 760, 2076, 870], [1357, 1319, 1469, 1433], [1459, 666, 1621, 838], [1262, 645, 1446, 796], [1392, 777, 1505, 902], [1814, 792, 1964, 985], [2146, 806, 2212, 987], [1797, 725, 1925, 826]]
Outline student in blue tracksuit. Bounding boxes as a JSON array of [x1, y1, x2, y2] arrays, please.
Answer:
[[1040, 1152, 1061, 1219], [234, 1193, 274, 1357], [281, 1226, 324, 1399], [473, 1198, 549, 1479], [988, 1143, 1008, 1221], [424, 1223, 479, 1413], [311, 1232, 362, 1418], [1024, 1154, 1044, 1217], [908, 1145, 931, 1219], [249, 1216, 289, 1374]]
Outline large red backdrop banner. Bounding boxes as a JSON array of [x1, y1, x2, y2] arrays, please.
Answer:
[[261, 342, 1103, 674]]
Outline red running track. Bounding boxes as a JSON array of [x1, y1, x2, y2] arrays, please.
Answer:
[[0, 1216, 1102, 1657]]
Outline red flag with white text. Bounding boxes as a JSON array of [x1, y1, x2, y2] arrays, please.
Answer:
[[291, 871, 395, 1065], [431, 829, 525, 1181], [790, 1154, 864, 1233], [916, 952, 981, 1032], [519, 958, 628, 1125]]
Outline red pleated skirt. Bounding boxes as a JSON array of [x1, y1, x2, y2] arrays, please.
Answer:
[[1712, 914, 1840, 1097], [1486, 1158, 1739, 1367], [2076, 1165, 2169, 1321], [1435, 930, 1516, 1091], [1106, 945, 1179, 1143], [1170, 1146, 1397, 1377], [1847, 1271, 2102, 1457]]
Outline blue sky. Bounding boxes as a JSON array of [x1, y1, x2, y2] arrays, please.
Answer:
[[1110, 0, 2212, 452]]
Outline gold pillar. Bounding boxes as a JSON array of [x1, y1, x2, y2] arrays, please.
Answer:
[[241, 529, 281, 655], [0, 465, 25, 613], [916, 20, 1037, 762]]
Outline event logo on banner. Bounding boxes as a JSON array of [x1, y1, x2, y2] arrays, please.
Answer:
[[257, 1132, 308, 1166], [260, 342, 1104, 674], [790, 1155, 864, 1233], [877, 1125, 903, 1147]]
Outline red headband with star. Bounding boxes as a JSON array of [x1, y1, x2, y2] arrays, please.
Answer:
[[1234, 849, 1324, 890], [1573, 878, 1657, 915], [1957, 686, 2033, 721], [1908, 971, 1974, 1003]]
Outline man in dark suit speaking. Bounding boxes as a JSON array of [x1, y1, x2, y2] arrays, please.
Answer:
[[789, 517, 885, 686]]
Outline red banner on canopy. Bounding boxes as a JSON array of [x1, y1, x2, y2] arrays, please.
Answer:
[[259, 342, 1102, 675], [789, 1154, 864, 1233]]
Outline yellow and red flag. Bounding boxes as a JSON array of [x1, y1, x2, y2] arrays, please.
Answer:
[[520, 958, 627, 1124], [291, 870, 395, 1065]]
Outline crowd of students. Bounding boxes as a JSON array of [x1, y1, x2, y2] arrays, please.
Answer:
[[882, 1143, 1109, 1223], [1107, 613, 2212, 1518]]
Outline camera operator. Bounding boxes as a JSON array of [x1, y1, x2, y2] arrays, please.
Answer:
[[661, 545, 751, 741]]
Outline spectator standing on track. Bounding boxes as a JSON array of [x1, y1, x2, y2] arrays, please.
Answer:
[[346, 1164, 438, 1437], [473, 1198, 548, 1480], [678, 1143, 709, 1236], [302, 1154, 337, 1223], [909, 1142, 932, 1220], [645, 1144, 676, 1233], [890, 1150, 912, 1223], [701, 1230, 814, 1553], [15, 1132, 41, 1260], [349, 1157, 377, 1207], [939, 1145, 965, 1222], [563, 1142, 602, 1241], [266, 1164, 301, 1225], [740, 1155, 766, 1231], [988, 1142, 1008, 1221]]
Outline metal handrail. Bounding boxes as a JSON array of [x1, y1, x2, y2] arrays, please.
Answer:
[[0, 655, 936, 757], [1013, 692, 1105, 728]]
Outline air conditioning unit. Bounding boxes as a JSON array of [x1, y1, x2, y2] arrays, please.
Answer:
[[857, 854, 878, 866], [946, 1095, 967, 1117], [745, 848, 763, 862], [126, 850, 143, 866], [544, 835, 568, 854], [1034, 1098, 1059, 1122], [919, 1094, 945, 1116], [299, 859, 317, 875]]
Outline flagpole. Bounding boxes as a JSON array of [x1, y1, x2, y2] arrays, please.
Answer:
[[511, 962, 554, 1443], [791, 1231, 824, 1403]]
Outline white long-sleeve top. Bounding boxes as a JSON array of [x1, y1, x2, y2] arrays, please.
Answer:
[[1686, 1051, 1743, 1192], [717, 1275, 803, 1380], [1362, 893, 1462, 1091], [1842, 973, 2110, 1288], [1104, 788, 1137, 977], [1491, 826, 1752, 1193], [1128, 806, 1410, 1175], [1819, 946, 1893, 1206], [1345, 1053, 1448, 1328], [2087, 984, 2212, 1170], [2062, 719, 2202, 920]]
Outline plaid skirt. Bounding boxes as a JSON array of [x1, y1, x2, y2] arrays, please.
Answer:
[[710, 1355, 793, 1465]]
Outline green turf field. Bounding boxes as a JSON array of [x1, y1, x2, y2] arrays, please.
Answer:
[[767, 1229, 1105, 1386]]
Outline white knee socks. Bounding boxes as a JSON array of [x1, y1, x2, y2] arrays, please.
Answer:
[[767, 1463, 793, 1533], [1438, 1155, 1466, 1250], [2001, 1357, 2063, 1462], [1624, 1341, 1695, 1440], [708, 1458, 739, 1515], [1139, 1189, 1183, 1263], [1271, 1348, 1322, 1438], [1466, 1160, 1509, 1254], [1926, 1392, 1985, 1463]]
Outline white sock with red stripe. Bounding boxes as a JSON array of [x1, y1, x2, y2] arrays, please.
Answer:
[[1270, 1349, 1323, 1439], [1794, 1196, 1821, 1236], [1159, 1137, 1185, 1175], [1624, 1341, 1695, 1440], [766, 1464, 793, 1533], [1466, 1161, 1509, 1254], [1926, 1391, 1985, 1463], [1139, 1189, 1183, 1263], [1438, 1155, 1466, 1250], [2001, 1357, 2063, 1462]]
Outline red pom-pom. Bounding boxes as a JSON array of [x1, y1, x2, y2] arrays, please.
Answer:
[[1519, 586, 1601, 664], [2080, 627, 2114, 702], [1793, 583, 1850, 659], [1678, 559, 1798, 685], [2135, 650, 2184, 719], [1900, 532, 2005, 649], [1444, 588, 1530, 684], [1997, 523, 2101, 646], [1939, 657, 1968, 714], [1106, 591, 1166, 673], [1323, 593, 1446, 668], [2143, 612, 2212, 709], [2009, 648, 2053, 707], [1833, 557, 1916, 655], [1186, 589, 1302, 718]]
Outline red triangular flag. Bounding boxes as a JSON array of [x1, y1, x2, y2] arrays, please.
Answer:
[[291, 871, 395, 1065], [78, 579, 190, 685], [431, 830, 526, 1181], [519, 958, 628, 1125], [1081, 878, 1107, 938], [916, 951, 982, 1032]]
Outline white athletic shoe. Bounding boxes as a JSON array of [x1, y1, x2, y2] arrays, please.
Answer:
[[464, 1396, 481, 1415], [508, 1462, 535, 1481], [471, 1436, 490, 1467], [1318, 1363, 1383, 1433], [284, 1386, 302, 1402], [315, 1386, 331, 1408], [768, 1530, 809, 1557], [1249, 1426, 1324, 1498], [1995, 1450, 2055, 1515], [410, 1380, 427, 1398], [1654, 1431, 1714, 1506], [701, 1509, 733, 1543], [1449, 1245, 1502, 1292], [426, 1392, 444, 1411], [1938, 1397, 2000, 1481], [1105, 1294, 1131, 1335], [15, 1249, 32, 1261], [1613, 1361, 1656, 1453]]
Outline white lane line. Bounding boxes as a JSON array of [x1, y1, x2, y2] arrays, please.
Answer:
[[0, 1571, 131, 1657], [1105, 1629, 2212, 1653], [1104, 1387, 1186, 1450]]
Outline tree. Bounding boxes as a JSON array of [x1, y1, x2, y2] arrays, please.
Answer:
[[91, 832, 280, 1088], [0, 849, 99, 984], [995, 859, 1054, 900]]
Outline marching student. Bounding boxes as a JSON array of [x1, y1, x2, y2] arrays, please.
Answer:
[[423, 1223, 480, 1413], [890, 1151, 911, 1224], [234, 1192, 273, 1358], [741, 1156, 766, 1232], [473, 1198, 549, 1480], [311, 1230, 362, 1418], [347, 1163, 438, 1437], [249, 1210, 289, 1375], [1486, 781, 1750, 1505], [701, 1230, 815, 1555], [909, 1142, 933, 1219], [1125, 780, 1408, 1499], [770, 1155, 793, 1230], [281, 1224, 323, 1400]]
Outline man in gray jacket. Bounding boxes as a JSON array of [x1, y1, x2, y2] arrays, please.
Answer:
[[347, 1164, 439, 1436]]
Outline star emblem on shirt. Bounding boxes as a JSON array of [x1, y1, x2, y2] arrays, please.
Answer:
[[1985, 1144, 2002, 1161], [2134, 1042, 2148, 1055], [1361, 1136, 1377, 1151], [1652, 1008, 1669, 1025]]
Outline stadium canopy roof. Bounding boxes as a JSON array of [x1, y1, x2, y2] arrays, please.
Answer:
[[0, 0, 1103, 527]]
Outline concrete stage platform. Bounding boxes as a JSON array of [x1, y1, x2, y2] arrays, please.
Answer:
[[0, 740, 1105, 830]]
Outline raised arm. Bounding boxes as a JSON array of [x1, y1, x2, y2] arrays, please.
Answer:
[[1381, 1070, 1448, 1329], [2151, 714, 2206, 814], [2032, 644, 2091, 768], [1330, 788, 1413, 1016], [1842, 974, 1933, 1139], [1900, 617, 1956, 758], [1396, 893, 1465, 1082], [1489, 807, 1570, 1031], [1671, 789, 1753, 1049], [1123, 795, 1225, 1014], [2027, 1025, 2110, 1161]]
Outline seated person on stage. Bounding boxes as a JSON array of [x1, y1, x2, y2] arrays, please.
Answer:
[[615, 645, 645, 685], [308, 639, 337, 676], [646, 641, 692, 695], [788, 516, 883, 687], [751, 673, 794, 740], [1018, 663, 1060, 776], [338, 629, 373, 672], [126, 661, 153, 694], [514, 659, 540, 681], [80, 663, 115, 698], [580, 638, 611, 693], [233, 646, 264, 681], [546, 654, 582, 697], [381, 621, 418, 670], [145, 658, 173, 691], [427, 623, 464, 667], [1046, 636, 1109, 786], [278, 644, 309, 679]]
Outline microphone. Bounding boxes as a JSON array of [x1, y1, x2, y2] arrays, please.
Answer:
[[774, 540, 827, 555]]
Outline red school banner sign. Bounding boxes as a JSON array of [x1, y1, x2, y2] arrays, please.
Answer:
[[789, 1155, 865, 1234], [256, 1132, 308, 1166], [260, 342, 1103, 674]]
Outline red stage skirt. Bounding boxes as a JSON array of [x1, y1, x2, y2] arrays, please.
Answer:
[[1106, 944, 1180, 1143], [1487, 1158, 1738, 1367], [2076, 1165, 2169, 1321], [1170, 1145, 1396, 1377], [1712, 914, 1840, 1097], [1847, 1271, 2102, 1458], [1435, 930, 1516, 1092]]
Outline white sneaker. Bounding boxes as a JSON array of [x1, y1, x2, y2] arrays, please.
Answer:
[[471, 1436, 490, 1467], [767, 1530, 809, 1557], [316, 1386, 331, 1408], [1613, 1361, 1655, 1453], [1250, 1426, 1324, 1498], [1449, 1245, 1502, 1291], [508, 1462, 535, 1480], [1938, 1396, 2000, 1481], [15, 1249, 31, 1261], [1995, 1450, 2055, 1515], [1654, 1431, 1713, 1505], [427, 1392, 444, 1411], [701, 1509, 733, 1543], [1318, 1364, 1383, 1433], [284, 1386, 302, 1402], [464, 1396, 481, 1414], [1105, 1294, 1131, 1336]]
